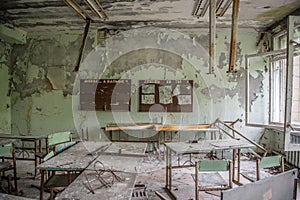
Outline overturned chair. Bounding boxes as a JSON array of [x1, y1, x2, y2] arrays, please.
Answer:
[[241, 155, 284, 182], [192, 159, 232, 200]]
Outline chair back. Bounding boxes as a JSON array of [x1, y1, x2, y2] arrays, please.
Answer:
[[0, 143, 13, 158], [198, 160, 230, 172], [48, 131, 72, 147], [259, 155, 282, 169]]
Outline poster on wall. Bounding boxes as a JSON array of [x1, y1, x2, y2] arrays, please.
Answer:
[[139, 80, 193, 112]]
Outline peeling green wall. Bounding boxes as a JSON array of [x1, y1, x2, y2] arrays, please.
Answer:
[[0, 40, 12, 134], [1, 28, 268, 142], [9, 33, 94, 136]]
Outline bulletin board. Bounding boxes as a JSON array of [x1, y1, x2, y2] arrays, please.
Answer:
[[80, 79, 131, 111], [139, 80, 193, 112]]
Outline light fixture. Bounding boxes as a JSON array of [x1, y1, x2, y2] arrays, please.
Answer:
[[83, 0, 108, 19], [64, 0, 108, 21], [193, 0, 233, 17]]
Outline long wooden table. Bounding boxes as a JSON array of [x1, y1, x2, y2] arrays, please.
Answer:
[[105, 123, 219, 158], [37, 141, 148, 200], [164, 139, 255, 200]]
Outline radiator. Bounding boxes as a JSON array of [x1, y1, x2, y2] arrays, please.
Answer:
[[286, 151, 300, 168], [286, 133, 300, 167]]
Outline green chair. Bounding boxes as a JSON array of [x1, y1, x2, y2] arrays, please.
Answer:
[[0, 143, 17, 194], [36, 131, 73, 165], [242, 155, 284, 182], [192, 159, 232, 200]]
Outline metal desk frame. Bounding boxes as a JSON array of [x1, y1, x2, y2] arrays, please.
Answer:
[[165, 139, 255, 200], [0, 134, 47, 177]]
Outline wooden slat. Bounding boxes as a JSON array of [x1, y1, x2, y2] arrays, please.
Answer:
[[228, 0, 240, 73]]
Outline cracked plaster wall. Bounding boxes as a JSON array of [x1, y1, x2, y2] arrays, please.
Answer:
[[2, 28, 268, 142], [0, 40, 12, 133], [73, 28, 267, 141], [9, 33, 94, 135]]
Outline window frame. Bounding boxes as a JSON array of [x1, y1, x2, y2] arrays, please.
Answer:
[[245, 16, 300, 142]]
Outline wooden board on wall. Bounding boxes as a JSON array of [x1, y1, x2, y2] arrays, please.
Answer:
[[80, 79, 131, 111], [139, 80, 193, 112]]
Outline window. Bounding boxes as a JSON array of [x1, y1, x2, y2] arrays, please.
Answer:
[[245, 16, 300, 132], [270, 57, 286, 124], [272, 29, 300, 127]]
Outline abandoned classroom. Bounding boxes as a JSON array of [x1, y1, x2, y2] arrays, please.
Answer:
[[1, 0, 300, 199]]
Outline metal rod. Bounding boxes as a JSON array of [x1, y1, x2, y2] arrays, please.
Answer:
[[214, 124, 235, 138], [74, 18, 91, 72], [217, 119, 268, 153], [155, 191, 168, 200], [209, 0, 216, 74], [228, 0, 239, 73]]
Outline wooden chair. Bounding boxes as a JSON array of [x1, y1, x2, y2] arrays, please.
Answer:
[[36, 131, 73, 165], [242, 155, 284, 182], [192, 159, 232, 200], [0, 143, 17, 194]]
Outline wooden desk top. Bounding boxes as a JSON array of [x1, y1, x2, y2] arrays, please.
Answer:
[[36, 141, 147, 171], [56, 171, 137, 200], [165, 139, 255, 154], [36, 141, 111, 171], [101, 142, 148, 156], [105, 123, 217, 132], [55, 142, 146, 200], [105, 123, 157, 131], [154, 124, 217, 131]]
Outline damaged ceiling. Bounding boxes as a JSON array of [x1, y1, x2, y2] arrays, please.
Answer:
[[0, 0, 300, 34]]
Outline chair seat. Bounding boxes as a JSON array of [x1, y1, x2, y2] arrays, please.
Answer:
[[192, 172, 228, 188], [45, 173, 80, 188], [0, 161, 13, 171], [241, 170, 271, 181]]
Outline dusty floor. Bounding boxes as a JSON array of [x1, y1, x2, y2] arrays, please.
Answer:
[[1, 151, 300, 200]]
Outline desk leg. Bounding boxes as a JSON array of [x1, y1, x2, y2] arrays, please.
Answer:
[[163, 131, 166, 160], [165, 147, 169, 189], [232, 149, 236, 182], [169, 149, 172, 191], [34, 141, 37, 177], [195, 161, 199, 200], [157, 132, 161, 159], [40, 170, 44, 200], [237, 149, 241, 183]]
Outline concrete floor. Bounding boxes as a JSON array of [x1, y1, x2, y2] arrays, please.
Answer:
[[1, 151, 299, 200]]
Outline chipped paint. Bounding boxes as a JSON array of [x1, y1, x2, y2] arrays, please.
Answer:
[[0, 26, 269, 143], [0, 40, 12, 133]]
